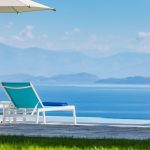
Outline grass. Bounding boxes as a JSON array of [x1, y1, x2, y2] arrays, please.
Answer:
[[0, 135, 150, 150]]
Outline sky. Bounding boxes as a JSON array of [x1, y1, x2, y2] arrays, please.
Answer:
[[0, 0, 150, 57]]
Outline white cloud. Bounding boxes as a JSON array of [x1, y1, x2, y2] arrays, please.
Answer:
[[73, 28, 80, 33], [2, 25, 35, 47], [1, 26, 111, 53], [138, 32, 150, 39], [38, 34, 48, 40], [90, 34, 98, 42], [12, 35, 25, 42], [125, 32, 150, 52], [4, 22, 14, 29], [19, 25, 34, 40], [2, 25, 150, 56], [62, 27, 80, 40], [12, 25, 34, 43], [135, 32, 150, 51], [0, 24, 57, 50], [0, 36, 6, 43]]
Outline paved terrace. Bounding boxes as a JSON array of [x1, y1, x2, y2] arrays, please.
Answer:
[[1, 116, 150, 139]]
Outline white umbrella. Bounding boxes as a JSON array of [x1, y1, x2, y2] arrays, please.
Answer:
[[0, 0, 56, 13]]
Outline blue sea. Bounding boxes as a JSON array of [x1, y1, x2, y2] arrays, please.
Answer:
[[1, 85, 150, 119]]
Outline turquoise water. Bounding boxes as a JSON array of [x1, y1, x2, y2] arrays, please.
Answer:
[[1, 85, 150, 119]]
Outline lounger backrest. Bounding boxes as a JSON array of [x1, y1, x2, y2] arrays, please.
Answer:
[[1, 82, 43, 109]]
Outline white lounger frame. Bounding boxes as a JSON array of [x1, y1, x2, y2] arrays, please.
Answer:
[[1, 83, 77, 125]]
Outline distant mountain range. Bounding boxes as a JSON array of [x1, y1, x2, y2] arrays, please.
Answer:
[[0, 73, 99, 84], [50, 72, 99, 84], [1, 73, 150, 85], [1, 43, 150, 78], [96, 76, 150, 85]]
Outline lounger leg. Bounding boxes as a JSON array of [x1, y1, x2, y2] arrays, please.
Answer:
[[2, 106, 6, 123], [73, 107, 77, 125], [8, 109, 11, 123], [23, 109, 26, 123], [13, 109, 17, 123], [3, 107, 10, 123], [36, 110, 39, 124], [43, 111, 46, 124]]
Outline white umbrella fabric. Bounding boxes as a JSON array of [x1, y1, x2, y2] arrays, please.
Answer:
[[0, 0, 56, 13]]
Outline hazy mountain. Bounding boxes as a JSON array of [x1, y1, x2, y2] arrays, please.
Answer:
[[0, 73, 99, 84], [0, 43, 150, 78], [0, 43, 93, 76], [96, 76, 150, 84], [50, 72, 99, 84], [1, 73, 150, 85]]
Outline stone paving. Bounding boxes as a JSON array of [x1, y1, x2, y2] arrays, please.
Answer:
[[1, 116, 150, 139], [1, 124, 150, 139]]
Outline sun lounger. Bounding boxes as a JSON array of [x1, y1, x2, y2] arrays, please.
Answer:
[[1, 82, 76, 125]]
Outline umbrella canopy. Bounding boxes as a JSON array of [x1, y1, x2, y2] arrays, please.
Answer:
[[0, 0, 56, 13]]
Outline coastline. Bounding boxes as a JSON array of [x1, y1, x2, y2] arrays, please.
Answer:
[[34, 83, 150, 88]]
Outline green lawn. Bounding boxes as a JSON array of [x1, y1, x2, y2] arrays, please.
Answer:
[[0, 135, 150, 150]]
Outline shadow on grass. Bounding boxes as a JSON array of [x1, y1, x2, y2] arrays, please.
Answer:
[[0, 135, 150, 149]]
